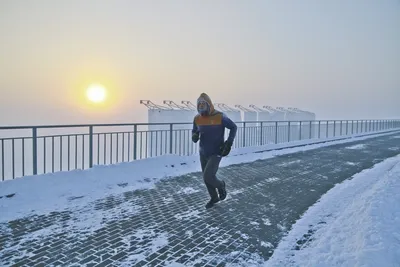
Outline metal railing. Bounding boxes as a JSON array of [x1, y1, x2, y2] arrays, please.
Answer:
[[1, 119, 399, 181]]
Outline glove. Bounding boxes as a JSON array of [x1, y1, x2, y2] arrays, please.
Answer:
[[220, 140, 233, 157], [192, 132, 199, 143]]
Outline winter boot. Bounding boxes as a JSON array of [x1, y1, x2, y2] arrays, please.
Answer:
[[205, 197, 220, 209], [218, 180, 227, 200]]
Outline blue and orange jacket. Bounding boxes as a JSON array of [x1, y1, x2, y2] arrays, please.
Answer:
[[192, 93, 237, 157]]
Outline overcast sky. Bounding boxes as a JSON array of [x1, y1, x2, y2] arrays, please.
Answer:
[[1, 0, 399, 125]]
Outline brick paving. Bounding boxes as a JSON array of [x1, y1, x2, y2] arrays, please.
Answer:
[[1, 133, 400, 267]]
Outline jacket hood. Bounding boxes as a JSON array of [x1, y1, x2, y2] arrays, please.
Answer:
[[197, 93, 215, 115]]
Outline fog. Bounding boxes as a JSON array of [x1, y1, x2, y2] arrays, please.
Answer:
[[1, 0, 399, 126]]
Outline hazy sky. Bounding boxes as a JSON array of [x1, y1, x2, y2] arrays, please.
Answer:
[[1, 0, 399, 125]]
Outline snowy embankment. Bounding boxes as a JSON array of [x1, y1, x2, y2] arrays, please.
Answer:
[[0, 130, 398, 224], [266, 154, 400, 267]]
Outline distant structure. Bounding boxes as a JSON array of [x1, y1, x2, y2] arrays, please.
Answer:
[[264, 106, 286, 121], [181, 100, 197, 111], [140, 100, 196, 128], [140, 100, 317, 152], [214, 103, 242, 123], [287, 107, 316, 121], [140, 100, 197, 155], [141, 100, 316, 123], [235, 105, 258, 126], [249, 105, 270, 122]]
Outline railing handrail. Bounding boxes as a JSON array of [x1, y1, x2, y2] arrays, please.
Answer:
[[1, 119, 399, 181], [1, 119, 399, 130]]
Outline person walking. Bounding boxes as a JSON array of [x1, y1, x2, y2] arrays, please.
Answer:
[[191, 93, 237, 209]]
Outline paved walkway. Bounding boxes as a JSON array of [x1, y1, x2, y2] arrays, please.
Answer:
[[1, 133, 400, 267]]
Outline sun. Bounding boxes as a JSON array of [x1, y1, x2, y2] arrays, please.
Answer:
[[86, 84, 107, 103]]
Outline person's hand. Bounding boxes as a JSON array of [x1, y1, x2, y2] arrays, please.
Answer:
[[192, 133, 199, 143], [220, 140, 233, 156]]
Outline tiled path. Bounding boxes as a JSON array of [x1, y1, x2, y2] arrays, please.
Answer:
[[1, 133, 400, 267]]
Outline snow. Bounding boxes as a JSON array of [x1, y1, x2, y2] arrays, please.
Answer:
[[120, 228, 170, 266], [345, 143, 367, 150], [173, 210, 201, 221], [0, 199, 143, 265], [262, 218, 272, 226], [0, 130, 398, 224], [266, 177, 279, 183], [266, 154, 400, 267], [176, 187, 200, 194], [262, 241, 274, 248]]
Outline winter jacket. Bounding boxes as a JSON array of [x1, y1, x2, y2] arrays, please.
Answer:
[[192, 93, 237, 157]]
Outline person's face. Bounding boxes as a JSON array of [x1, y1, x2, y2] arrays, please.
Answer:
[[197, 100, 210, 116]]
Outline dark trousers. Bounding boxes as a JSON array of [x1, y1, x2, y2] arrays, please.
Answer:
[[200, 154, 223, 200]]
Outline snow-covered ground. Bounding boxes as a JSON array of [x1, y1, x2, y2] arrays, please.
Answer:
[[0, 130, 398, 224], [0, 130, 399, 267], [266, 154, 400, 267]]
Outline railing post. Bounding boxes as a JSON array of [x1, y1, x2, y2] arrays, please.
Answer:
[[260, 121, 263, 145], [89, 126, 93, 168], [356, 120, 359, 133], [299, 121, 302, 140], [169, 123, 173, 154], [333, 121, 336, 137], [32, 127, 38, 175], [351, 120, 354, 134], [243, 122, 246, 147], [1, 139, 4, 180], [340, 120, 342, 136], [309, 121, 312, 139], [318, 120, 321, 138], [288, 121, 291, 142], [326, 121, 329, 138], [275, 121, 278, 144], [133, 124, 137, 160]]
